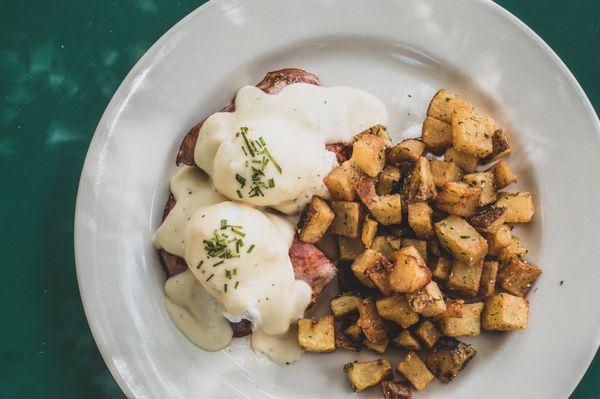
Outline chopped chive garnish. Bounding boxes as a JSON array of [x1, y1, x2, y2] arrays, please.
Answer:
[[240, 130, 255, 157], [235, 174, 246, 188], [225, 269, 232, 279], [259, 137, 266, 146], [233, 268, 237, 275], [220, 219, 228, 229], [263, 148, 282, 173], [268, 178, 275, 188], [231, 227, 246, 237], [206, 274, 214, 282], [247, 244, 255, 253], [241, 146, 247, 156], [234, 281, 239, 289], [196, 260, 204, 269], [224, 283, 228, 293], [213, 260, 224, 267], [236, 190, 243, 198]]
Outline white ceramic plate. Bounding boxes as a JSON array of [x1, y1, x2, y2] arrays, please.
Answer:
[[75, 0, 600, 397]]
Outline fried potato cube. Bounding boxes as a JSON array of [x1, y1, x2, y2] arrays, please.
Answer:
[[490, 160, 518, 189], [377, 165, 402, 195], [482, 129, 511, 163], [330, 200, 361, 238], [370, 194, 403, 225], [444, 147, 478, 173], [497, 257, 542, 297], [463, 171, 497, 205], [342, 161, 379, 208], [479, 261, 499, 297], [353, 124, 393, 147], [434, 215, 488, 264], [403, 157, 438, 203], [339, 237, 366, 260], [396, 351, 435, 391], [344, 321, 364, 341], [330, 293, 362, 318], [351, 249, 384, 288], [376, 294, 420, 328], [444, 299, 465, 318], [426, 337, 477, 383], [408, 202, 434, 238], [439, 302, 484, 337], [434, 182, 481, 217], [468, 205, 507, 234], [324, 165, 355, 201], [451, 109, 495, 158], [497, 235, 527, 264], [297, 315, 335, 352], [388, 139, 426, 163], [335, 331, 362, 352], [414, 320, 442, 349], [389, 246, 432, 293], [401, 238, 428, 264], [495, 192, 535, 223], [358, 298, 388, 343], [351, 134, 386, 177], [427, 89, 474, 123], [422, 116, 453, 154], [297, 196, 335, 243], [393, 330, 421, 350], [431, 257, 452, 282], [366, 257, 394, 296], [371, 235, 403, 260], [430, 160, 464, 189], [447, 259, 484, 297], [381, 381, 413, 399], [344, 359, 392, 392], [482, 293, 529, 331], [406, 281, 447, 317], [485, 224, 512, 256], [364, 336, 390, 354], [361, 217, 378, 247]]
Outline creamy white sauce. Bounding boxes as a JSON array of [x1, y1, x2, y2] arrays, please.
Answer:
[[153, 166, 225, 257], [185, 201, 311, 336], [251, 326, 303, 365], [164, 270, 233, 351], [194, 83, 388, 214]]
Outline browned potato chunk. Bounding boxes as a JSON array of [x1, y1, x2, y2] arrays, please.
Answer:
[[335, 331, 362, 352], [439, 302, 484, 337], [339, 237, 366, 260], [330, 201, 361, 238], [497, 257, 542, 297], [364, 336, 389, 354], [388, 139, 425, 163], [434, 216, 488, 264], [422, 116, 453, 154], [396, 351, 435, 391], [344, 359, 392, 392], [463, 171, 497, 205], [444, 147, 478, 173], [434, 182, 481, 217], [370, 194, 403, 225], [351, 249, 386, 288], [485, 224, 512, 256], [351, 134, 386, 177], [393, 330, 421, 350], [427, 89, 474, 123], [297, 196, 335, 243], [451, 109, 495, 158], [344, 321, 364, 341], [430, 160, 463, 189], [447, 259, 484, 297], [366, 257, 394, 296], [403, 157, 437, 203], [482, 129, 511, 163], [495, 192, 535, 223], [482, 293, 529, 331], [342, 161, 379, 208], [376, 294, 420, 328], [414, 320, 442, 348], [468, 205, 507, 234], [381, 381, 413, 399], [371, 235, 403, 260], [406, 281, 447, 317], [353, 124, 393, 147], [490, 160, 518, 189], [479, 260, 499, 297], [389, 246, 432, 293], [426, 337, 477, 383], [361, 217, 378, 247], [431, 257, 452, 282], [330, 293, 362, 319], [358, 298, 388, 343], [401, 238, 428, 264], [377, 165, 401, 196], [324, 165, 355, 201], [498, 235, 527, 264], [297, 316, 335, 352], [408, 202, 434, 238], [444, 299, 465, 318]]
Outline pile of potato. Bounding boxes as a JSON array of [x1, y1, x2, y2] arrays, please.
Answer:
[[295, 89, 541, 397]]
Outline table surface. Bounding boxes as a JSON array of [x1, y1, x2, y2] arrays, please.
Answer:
[[1, 0, 598, 397]]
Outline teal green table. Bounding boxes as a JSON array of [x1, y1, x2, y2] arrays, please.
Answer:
[[1, 1, 598, 397]]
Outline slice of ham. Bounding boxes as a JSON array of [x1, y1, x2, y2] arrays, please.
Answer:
[[289, 237, 337, 305]]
